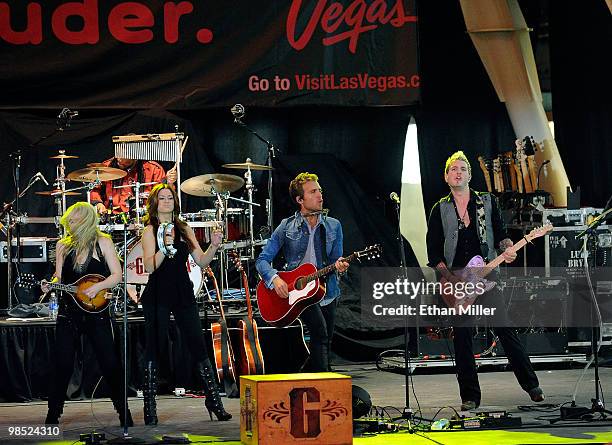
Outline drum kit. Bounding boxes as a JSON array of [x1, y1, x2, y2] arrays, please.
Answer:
[[34, 150, 273, 306]]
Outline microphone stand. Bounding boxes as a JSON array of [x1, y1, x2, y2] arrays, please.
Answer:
[[390, 197, 419, 423], [232, 117, 279, 233], [1, 110, 70, 312], [108, 216, 144, 444]]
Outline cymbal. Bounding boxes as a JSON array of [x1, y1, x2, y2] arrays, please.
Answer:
[[67, 166, 127, 182], [181, 174, 244, 197], [50, 154, 79, 159], [222, 161, 273, 171], [86, 162, 107, 168], [36, 189, 81, 196]]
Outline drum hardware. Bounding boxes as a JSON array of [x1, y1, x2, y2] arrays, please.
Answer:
[[113, 181, 157, 227]]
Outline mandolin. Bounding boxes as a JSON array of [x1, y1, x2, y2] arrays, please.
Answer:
[[230, 251, 265, 376], [19, 273, 111, 313]]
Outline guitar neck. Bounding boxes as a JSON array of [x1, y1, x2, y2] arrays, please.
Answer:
[[304, 251, 358, 284], [475, 238, 529, 279], [241, 271, 254, 320], [48, 282, 77, 293]]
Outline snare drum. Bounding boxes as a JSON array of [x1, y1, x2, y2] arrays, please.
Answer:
[[123, 238, 204, 302]]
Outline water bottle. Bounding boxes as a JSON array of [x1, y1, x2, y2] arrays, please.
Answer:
[[49, 292, 58, 320]]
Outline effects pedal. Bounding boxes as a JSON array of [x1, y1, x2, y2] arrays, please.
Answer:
[[450, 410, 522, 430], [79, 432, 105, 445]]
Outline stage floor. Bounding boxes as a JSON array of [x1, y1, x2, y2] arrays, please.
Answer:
[[0, 365, 611, 444]]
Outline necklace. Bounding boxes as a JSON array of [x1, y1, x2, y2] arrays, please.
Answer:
[[456, 202, 469, 230]]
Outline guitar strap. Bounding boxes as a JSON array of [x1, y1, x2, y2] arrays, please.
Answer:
[[95, 241, 110, 275], [319, 224, 329, 283]]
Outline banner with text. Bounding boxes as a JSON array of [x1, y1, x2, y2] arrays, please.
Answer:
[[0, 0, 419, 108]]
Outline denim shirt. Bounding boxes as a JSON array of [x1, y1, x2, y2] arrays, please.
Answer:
[[255, 211, 344, 305]]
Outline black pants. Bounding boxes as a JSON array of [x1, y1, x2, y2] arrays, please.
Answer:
[[451, 287, 539, 404], [300, 299, 338, 372], [142, 299, 208, 365], [49, 312, 125, 410]]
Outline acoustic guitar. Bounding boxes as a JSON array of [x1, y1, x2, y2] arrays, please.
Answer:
[[256, 244, 381, 328], [18, 273, 111, 313], [230, 251, 265, 375], [205, 266, 238, 396]]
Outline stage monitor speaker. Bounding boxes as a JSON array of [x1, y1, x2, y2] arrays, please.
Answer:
[[352, 385, 372, 419]]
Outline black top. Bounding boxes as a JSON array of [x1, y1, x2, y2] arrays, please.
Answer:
[[142, 235, 195, 307], [60, 240, 108, 315], [426, 191, 507, 269]]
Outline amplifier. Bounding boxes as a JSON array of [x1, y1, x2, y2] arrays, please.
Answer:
[[0, 237, 53, 263]]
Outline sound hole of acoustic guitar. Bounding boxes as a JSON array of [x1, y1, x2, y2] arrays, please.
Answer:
[[294, 277, 305, 290]]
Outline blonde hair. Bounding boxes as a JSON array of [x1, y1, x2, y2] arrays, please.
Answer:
[[59, 202, 109, 261], [444, 150, 471, 175], [289, 172, 319, 206]]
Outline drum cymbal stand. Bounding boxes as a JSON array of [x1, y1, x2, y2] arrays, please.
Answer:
[[113, 181, 157, 228]]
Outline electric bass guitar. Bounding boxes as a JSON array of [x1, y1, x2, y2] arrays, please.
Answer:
[[256, 244, 381, 327], [440, 224, 553, 309], [230, 251, 265, 375], [18, 273, 111, 313]]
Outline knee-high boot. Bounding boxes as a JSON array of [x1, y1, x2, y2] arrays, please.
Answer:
[[196, 360, 232, 421], [45, 400, 64, 425], [112, 399, 134, 427], [143, 361, 158, 426]]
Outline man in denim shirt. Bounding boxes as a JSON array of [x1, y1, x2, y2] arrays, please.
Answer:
[[256, 172, 349, 371]]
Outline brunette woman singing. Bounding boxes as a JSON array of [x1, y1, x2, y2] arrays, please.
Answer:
[[140, 184, 231, 424]]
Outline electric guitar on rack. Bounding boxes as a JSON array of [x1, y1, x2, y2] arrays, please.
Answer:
[[18, 273, 111, 313], [515, 138, 534, 193], [229, 251, 265, 376], [257, 244, 381, 328], [440, 224, 553, 310], [478, 156, 493, 193]]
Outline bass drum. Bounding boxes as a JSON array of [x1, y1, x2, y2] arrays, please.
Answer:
[[124, 238, 204, 302]]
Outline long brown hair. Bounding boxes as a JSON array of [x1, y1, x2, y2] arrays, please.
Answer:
[[143, 184, 195, 251]]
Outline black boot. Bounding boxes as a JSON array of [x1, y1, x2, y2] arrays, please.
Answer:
[[45, 397, 64, 425], [143, 361, 158, 426], [196, 360, 232, 421], [112, 399, 134, 427], [45, 406, 62, 425]]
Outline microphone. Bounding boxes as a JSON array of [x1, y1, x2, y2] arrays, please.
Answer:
[[36, 172, 49, 186], [390, 192, 400, 204], [231, 104, 245, 121], [58, 108, 79, 119]]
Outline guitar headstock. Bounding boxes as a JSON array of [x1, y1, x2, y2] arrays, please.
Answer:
[[228, 250, 244, 272], [17, 273, 37, 289], [355, 244, 382, 262], [204, 266, 215, 278], [478, 156, 491, 171], [515, 138, 526, 161], [526, 223, 554, 242], [492, 156, 501, 173]]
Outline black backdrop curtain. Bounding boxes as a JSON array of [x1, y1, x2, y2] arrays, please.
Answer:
[[549, 1, 612, 208]]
